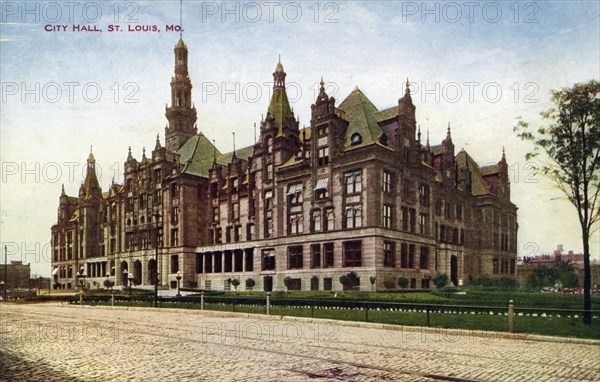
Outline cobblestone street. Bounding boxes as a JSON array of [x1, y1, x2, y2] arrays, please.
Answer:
[[1, 303, 599, 381]]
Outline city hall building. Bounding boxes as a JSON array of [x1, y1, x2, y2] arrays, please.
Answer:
[[50, 39, 518, 292]]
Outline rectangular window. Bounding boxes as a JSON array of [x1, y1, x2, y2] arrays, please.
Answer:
[[154, 189, 162, 205], [318, 146, 330, 166], [314, 178, 329, 200], [324, 278, 333, 291], [382, 170, 392, 193], [401, 207, 408, 231], [323, 243, 334, 268], [154, 169, 162, 183], [140, 194, 147, 209], [213, 207, 219, 222], [344, 170, 362, 194], [435, 199, 442, 216], [172, 206, 179, 225], [384, 241, 395, 267], [246, 223, 254, 241], [402, 179, 411, 200], [456, 204, 463, 221], [311, 244, 321, 268], [231, 177, 239, 193], [171, 229, 179, 247], [311, 209, 321, 232], [345, 205, 362, 228], [262, 249, 276, 271], [382, 204, 392, 229], [419, 213, 427, 235], [419, 184, 430, 206], [400, 243, 408, 268], [234, 225, 241, 242], [343, 241, 362, 267], [419, 246, 429, 269], [171, 255, 179, 273], [445, 201, 452, 220], [226, 226, 232, 243], [324, 208, 334, 231], [266, 164, 274, 181], [289, 212, 303, 235], [493, 258, 499, 274], [409, 208, 416, 233], [288, 246, 303, 269], [408, 244, 415, 268], [287, 183, 303, 204], [310, 277, 319, 291], [171, 183, 179, 198], [232, 202, 239, 220]]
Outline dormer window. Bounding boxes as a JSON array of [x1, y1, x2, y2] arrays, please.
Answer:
[[351, 133, 362, 146], [380, 133, 388, 145]]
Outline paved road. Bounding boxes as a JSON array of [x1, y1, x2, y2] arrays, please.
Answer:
[[1, 303, 598, 381]]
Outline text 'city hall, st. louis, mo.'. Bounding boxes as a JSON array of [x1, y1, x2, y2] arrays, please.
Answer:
[[51, 38, 517, 293]]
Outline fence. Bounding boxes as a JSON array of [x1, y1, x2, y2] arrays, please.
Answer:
[[53, 293, 600, 336]]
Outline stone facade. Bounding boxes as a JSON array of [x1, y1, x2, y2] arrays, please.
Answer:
[[50, 39, 518, 292]]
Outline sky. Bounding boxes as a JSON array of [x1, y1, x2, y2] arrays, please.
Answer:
[[0, 0, 599, 277]]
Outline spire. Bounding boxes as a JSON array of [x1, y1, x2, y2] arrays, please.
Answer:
[[426, 126, 430, 150], [417, 125, 421, 143], [142, 147, 146, 159], [232, 132, 237, 162], [268, 58, 294, 135], [166, 36, 197, 151], [155, 133, 161, 150], [273, 58, 286, 88], [83, 150, 102, 199], [446, 122, 452, 139], [61, 183, 65, 196], [501, 146, 506, 162], [317, 76, 328, 102]]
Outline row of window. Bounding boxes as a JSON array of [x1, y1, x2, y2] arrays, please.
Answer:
[[493, 258, 515, 275]]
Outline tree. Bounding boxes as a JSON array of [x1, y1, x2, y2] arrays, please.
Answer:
[[283, 276, 292, 293], [230, 278, 240, 292], [526, 262, 579, 289], [245, 278, 255, 290], [515, 80, 599, 324], [397, 276, 409, 290], [433, 274, 449, 289]]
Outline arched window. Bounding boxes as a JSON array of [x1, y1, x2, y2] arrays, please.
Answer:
[[351, 133, 362, 145]]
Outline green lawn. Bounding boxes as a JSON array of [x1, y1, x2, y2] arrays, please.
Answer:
[[83, 298, 600, 340]]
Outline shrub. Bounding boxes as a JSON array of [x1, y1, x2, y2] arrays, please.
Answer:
[[339, 275, 349, 287], [230, 278, 240, 291], [383, 277, 397, 289], [397, 276, 409, 289], [433, 274, 449, 289], [283, 276, 292, 292], [245, 278, 255, 289]]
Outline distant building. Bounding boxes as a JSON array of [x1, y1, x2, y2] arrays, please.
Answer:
[[1, 261, 31, 290], [518, 244, 600, 288], [50, 38, 518, 292]]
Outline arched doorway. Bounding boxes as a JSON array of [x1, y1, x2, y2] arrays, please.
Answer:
[[148, 259, 157, 285], [450, 255, 458, 286], [120, 261, 128, 286], [133, 260, 142, 286]]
